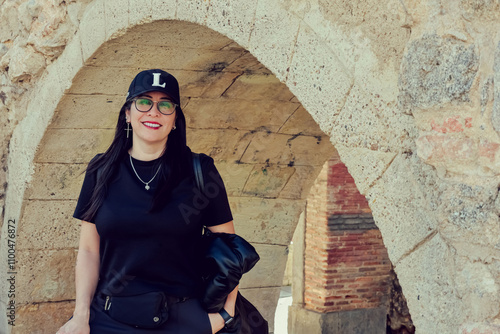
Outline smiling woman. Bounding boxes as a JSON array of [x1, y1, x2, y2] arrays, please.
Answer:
[[55, 69, 264, 334], [126, 90, 177, 156]]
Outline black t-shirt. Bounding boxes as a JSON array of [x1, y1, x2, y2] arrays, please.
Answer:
[[73, 152, 233, 298]]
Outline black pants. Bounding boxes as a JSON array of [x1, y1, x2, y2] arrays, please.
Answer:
[[88, 293, 212, 334]]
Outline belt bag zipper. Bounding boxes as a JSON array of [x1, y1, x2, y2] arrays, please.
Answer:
[[104, 295, 112, 311]]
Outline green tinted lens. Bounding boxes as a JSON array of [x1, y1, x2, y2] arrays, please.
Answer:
[[136, 98, 153, 111], [158, 101, 175, 113]]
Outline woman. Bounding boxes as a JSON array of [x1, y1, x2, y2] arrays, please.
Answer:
[[57, 69, 238, 334]]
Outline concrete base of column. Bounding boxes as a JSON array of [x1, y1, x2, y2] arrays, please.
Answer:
[[288, 304, 387, 334]]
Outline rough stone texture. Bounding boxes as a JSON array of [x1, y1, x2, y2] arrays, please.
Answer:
[[35, 129, 115, 164], [17, 200, 80, 250], [331, 84, 417, 153], [240, 244, 288, 288], [229, 197, 304, 245], [394, 233, 466, 334], [335, 145, 397, 195], [493, 41, 500, 135], [12, 301, 74, 334], [399, 34, 479, 111], [16, 249, 77, 304], [365, 153, 439, 263], [460, 322, 500, 334], [185, 98, 298, 132], [24, 164, 85, 200], [289, 305, 387, 334], [1, 0, 500, 333]]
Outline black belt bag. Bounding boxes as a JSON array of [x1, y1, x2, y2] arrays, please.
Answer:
[[103, 291, 169, 329]]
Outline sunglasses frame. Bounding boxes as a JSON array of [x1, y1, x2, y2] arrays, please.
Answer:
[[133, 97, 177, 115]]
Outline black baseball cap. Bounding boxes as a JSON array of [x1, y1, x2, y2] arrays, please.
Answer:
[[125, 69, 180, 105]]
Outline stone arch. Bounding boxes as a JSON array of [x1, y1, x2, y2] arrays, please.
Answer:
[[8, 17, 339, 333], [3, 0, 499, 333]]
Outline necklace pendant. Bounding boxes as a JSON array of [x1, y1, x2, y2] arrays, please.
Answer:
[[145, 184, 150, 190]]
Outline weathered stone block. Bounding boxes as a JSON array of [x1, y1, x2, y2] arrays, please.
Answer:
[[277, 105, 327, 137], [416, 134, 500, 176], [199, 71, 243, 98], [13, 300, 74, 334], [53, 33, 84, 92], [279, 165, 319, 200], [68, 66, 139, 95], [492, 41, 500, 136], [239, 132, 334, 166], [103, 0, 129, 40], [35, 129, 114, 164], [180, 70, 240, 98], [399, 34, 479, 111], [224, 51, 273, 75], [394, 233, 465, 334], [50, 94, 121, 129], [86, 43, 245, 72], [454, 261, 500, 321], [107, 20, 232, 50], [289, 305, 387, 334], [151, 0, 178, 21], [25, 163, 85, 201], [242, 164, 296, 198], [177, 0, 210, 25], [365, 153, 438, 263], [187, 128, 252, 162], [0, 1, 23, 41], [129, 0, 153, 26], [205, 0, 258, 48], [286, 24, 353, 136], [331, 83, 416, 152], [240, 244, 288, 288], [229, 197, 304, 245], [215, 161, 254, 197], [223, 74, 295, 101], [184, 97, 297, 132], [460, 322, 500, 334], [460, 0, 500, 21], [16, 249, 77, 304], [7, 45, 47, 82], [17, 200, 80, 250], [79, 0, 106, 61], [336, 145, 397, 195], [249, 0, 300, 80]]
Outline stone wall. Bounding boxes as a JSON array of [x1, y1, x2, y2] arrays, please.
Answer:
[[0, 0, 499, 333]]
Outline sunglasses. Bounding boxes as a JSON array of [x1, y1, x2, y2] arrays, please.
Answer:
[[133, 97, 177, 115]]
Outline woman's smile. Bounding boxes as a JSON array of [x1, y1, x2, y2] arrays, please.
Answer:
[[142, 121, 161, 129]]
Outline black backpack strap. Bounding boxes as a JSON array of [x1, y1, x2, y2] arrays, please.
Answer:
[[193, 153, 205, 193]]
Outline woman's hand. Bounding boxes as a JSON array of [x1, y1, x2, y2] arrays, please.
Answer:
[[56, 316, 90, 334], [208, 312, 225, 334]]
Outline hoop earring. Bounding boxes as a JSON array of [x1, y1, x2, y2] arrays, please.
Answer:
[[172, 124, 176, 130], [125, 121, 132, 138]]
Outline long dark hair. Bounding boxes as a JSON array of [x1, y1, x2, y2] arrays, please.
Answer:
[[81, 100, 192, 222]]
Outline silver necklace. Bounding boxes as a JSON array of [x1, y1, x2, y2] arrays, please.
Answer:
[[129, 154, 161, 190]]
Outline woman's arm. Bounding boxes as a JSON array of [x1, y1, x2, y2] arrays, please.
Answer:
[[206, 221, 238, 333], [57, 221, 100, 334]]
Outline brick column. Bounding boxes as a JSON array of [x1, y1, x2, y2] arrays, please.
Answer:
[[289, 157, 392, 333]]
